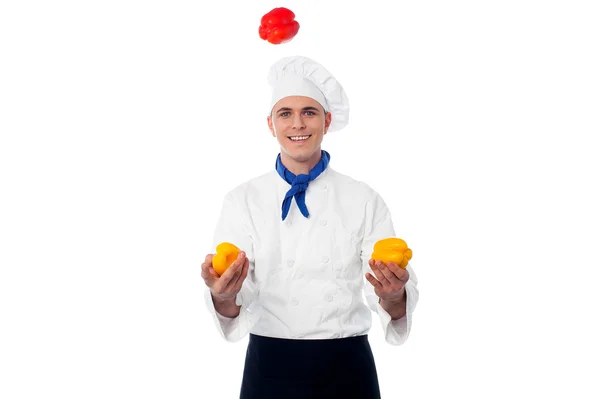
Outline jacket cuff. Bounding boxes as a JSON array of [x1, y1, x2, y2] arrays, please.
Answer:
[[375, 279, 418, 346], [204, 287, 262, 342]]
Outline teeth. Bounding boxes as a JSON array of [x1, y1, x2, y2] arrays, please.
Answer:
[[290, 135, 310, 141]]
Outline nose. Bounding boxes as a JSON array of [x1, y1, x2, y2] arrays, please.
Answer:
[[292, 113, 306, 130]]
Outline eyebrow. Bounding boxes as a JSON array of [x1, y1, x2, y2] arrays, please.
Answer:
[[275, 106, 321, 114]]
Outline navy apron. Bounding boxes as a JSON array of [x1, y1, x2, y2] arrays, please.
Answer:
[[240, 333, 381, 398]]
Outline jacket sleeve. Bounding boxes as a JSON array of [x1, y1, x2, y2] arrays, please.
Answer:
[[204, 192, 263, 342], [360, 190, 420, 346]]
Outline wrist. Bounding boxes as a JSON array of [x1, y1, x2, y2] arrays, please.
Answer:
[[211, 293, 241, 318], [212, 293, 237, 305], [379, 287, 406, 305], [379, 289, 407, 320]]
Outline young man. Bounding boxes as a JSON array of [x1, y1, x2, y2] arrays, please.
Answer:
[[201, 56, 419, 398]]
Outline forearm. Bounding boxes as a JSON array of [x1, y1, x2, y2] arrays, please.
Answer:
[[212, 294, 242, 318], [379, 288, 407, 320]]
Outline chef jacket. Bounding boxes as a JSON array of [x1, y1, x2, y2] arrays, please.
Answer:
[[204, 166, 419, 346]]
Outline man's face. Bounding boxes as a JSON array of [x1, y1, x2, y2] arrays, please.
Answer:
[[268, 96, 332, 163]]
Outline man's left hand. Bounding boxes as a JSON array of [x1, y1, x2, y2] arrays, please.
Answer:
[[366, 259, 409, 301], [366, 259, 409, 319]]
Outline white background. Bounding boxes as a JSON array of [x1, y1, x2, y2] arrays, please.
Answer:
[[1, 0, 599, 398]]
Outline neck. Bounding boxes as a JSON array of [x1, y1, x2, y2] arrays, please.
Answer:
[[280, 149, 322, 175]]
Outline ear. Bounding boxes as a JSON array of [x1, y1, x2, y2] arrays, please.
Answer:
[[323, 112, 332, 135], [267, 116, 276, 137]]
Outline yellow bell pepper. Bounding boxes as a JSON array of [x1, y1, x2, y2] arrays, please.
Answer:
[[371, 237, 412, 268], [212, 242, 240, 276]]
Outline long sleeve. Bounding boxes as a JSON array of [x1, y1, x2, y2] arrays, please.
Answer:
[[360, 190, 420, 346], [371, 263, 419, 346], [204, 191, 263, 342]]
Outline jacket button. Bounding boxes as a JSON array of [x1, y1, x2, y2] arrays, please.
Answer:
[[295, 271, 304, 279], [326, 294, 334, 302], [319, 220, 327, 226], [323, 184, 328, 190], [321, 256, 329, 263], [291, 298, 299, 306], [287, 260, 295, 267]]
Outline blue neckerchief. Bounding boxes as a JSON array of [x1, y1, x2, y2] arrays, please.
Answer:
[[275, 150, 330, 221]]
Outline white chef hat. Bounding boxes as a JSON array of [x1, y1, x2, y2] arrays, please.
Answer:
[[267, 56, 350, 132]]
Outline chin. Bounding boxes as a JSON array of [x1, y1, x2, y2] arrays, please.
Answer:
[[284, 147, 316, 159]]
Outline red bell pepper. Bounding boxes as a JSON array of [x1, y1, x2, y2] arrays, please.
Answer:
[[259, 7, 300, 44]]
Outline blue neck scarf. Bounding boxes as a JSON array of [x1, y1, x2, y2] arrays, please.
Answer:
[[275, 150, 330, 221]]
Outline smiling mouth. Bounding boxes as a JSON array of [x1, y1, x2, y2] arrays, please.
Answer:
[[288, 134, 312, 142]]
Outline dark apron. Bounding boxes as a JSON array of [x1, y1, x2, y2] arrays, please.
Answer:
[[240, 333, 381, 399]]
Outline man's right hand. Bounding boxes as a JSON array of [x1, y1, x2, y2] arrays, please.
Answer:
[[201, 251, 249, 304]]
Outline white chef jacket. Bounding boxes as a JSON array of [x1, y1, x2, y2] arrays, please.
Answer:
[[204, 166, 419, 346]]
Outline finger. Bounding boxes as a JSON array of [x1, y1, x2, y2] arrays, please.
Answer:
[[227, 252, 247, 287], [207, 265, 220, 279], [365, 272, 382, 289], [371, 260, 391, 286], [218, 251, 245, 288], [201, 255, 216, 281], [232, 257, 250, 293], [369, 260, 387, 284], [379, 263, 399, 282], [201, 254, 215, 273], [383, 266, 407, 293], [386, 262, 409, 282]]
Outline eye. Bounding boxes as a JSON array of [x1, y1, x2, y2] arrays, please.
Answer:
[[304, 111, 315, 116], [279, 112, 291, 117]]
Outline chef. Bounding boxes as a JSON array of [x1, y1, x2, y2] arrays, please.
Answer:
[[201, 55, 419, 398]]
